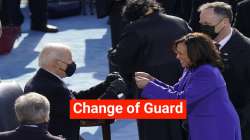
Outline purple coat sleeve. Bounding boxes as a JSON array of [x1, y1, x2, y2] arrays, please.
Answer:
[[141, 66, 224, 105]]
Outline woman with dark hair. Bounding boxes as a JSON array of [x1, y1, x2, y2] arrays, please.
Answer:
[[135, 32, 242, 140], [122, 0, 164, 22]]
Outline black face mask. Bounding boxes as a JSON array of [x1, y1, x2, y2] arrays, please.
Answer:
[[199, 24, 218, 39], [65, 62, 76, 77]]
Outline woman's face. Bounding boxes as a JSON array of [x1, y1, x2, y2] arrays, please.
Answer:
[[175, 42, 192, 68]]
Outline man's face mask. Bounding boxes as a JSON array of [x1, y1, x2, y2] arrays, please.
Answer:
[[199, 18, 224, 39], [199, 24, 218, 39], [65, 62, 76, 77]]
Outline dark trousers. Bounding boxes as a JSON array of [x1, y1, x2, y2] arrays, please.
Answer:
[[0, 0, 23, 26], [137, 119, 186, 140], [0, 0, 48, 27], [29, 0, 48, 27], [109, 1, 127, 48]]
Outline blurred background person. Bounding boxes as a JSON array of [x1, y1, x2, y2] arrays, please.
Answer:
[[234, 0, 250, 37], [0, 0, 58, 33], [95, 0, 127, 48], [0, 92, 64, 140], [198, 2, 250, 139], [109, 0, 191, 140], [158, 0, 193, 22], [135, 32, 241, 140]]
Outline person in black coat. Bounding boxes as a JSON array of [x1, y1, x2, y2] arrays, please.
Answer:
[[0, 0, 23, 27], [234, 0, 250, 37], [156, 0, 193, 21], [199, 2, 250, 140], [95, 0, 127, 48], [0, 92, 64, 140], [24, 43, 127, 140], [189, 0, 237, 31], [29, 0, 58, 32], [109, 0, 191, 140], [155, 0, 177, 15], [0, 0, 58, 32]]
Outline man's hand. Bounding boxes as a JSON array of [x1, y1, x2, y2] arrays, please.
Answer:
[[104, 72, 123, 86], [100, 78, 128, 99], [135, 72, 155, 81]]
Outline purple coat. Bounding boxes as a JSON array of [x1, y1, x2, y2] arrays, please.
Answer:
[[141, 64, 241, 140]]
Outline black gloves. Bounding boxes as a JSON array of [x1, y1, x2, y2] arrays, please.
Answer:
[[100, 78, 128, 99], [104, 72, 123, 86]]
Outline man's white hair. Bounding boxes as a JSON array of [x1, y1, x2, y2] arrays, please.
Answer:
[[38, 43, 70, 67], [15, 92, 50, 124]]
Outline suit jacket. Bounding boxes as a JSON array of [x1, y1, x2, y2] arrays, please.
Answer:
[[24, 69, 107, 140], [0, 125, 64, 140], [109, 11, 191, 140], [234, 0, 250, 37], [220, 29, 250, 139], [142, 64, 242, 140]]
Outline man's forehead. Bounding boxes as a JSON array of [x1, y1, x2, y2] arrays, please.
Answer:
[[200, 8, 216, 18], [200, 8, 220, 23]]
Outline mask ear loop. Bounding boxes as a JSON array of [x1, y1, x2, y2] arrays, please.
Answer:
[[214, 17, 225, 33]]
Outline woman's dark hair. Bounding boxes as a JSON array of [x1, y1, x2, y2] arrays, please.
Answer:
[[122, 0, 163, 22], [173, 32, 224, 70]]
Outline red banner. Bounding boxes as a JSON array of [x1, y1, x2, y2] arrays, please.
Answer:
[[70, 100, 187, 119]]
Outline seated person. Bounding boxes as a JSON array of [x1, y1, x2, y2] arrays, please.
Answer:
[[0, 81, 23, 131], [0, 92, 64, 140], [24, 43, 127, 140], [135, 33, 241, 140]]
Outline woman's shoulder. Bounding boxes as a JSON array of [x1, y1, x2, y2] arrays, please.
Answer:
[[192, 64, 221, 77]]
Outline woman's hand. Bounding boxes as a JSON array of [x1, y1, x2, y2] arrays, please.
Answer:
[[135, 76, 150, 89], [135, 72, 155, 81]]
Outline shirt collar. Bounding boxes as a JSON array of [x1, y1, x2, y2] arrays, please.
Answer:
[[218, 28, 233, 50], [41, 68, 63, 82]]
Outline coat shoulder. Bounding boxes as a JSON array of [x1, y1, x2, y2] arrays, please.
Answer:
[[46, 132, 65, 140], [232, 30, 250, 47], [238, 0, 250, 8], [0, 130, 16, 139], [192, 65, 222, 80]]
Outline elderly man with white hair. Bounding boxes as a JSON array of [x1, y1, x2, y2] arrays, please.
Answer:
[[0, 92, 64, 140], [24, 43, 127, 140]]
